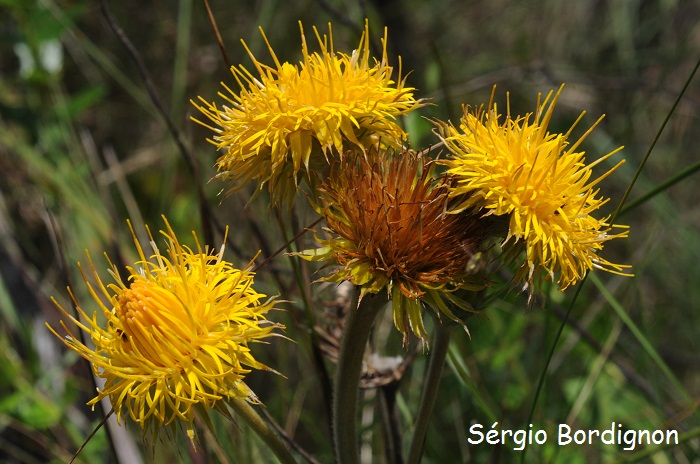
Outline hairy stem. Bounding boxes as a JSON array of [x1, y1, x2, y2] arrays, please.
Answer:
[[407, 321, 453, 464], [228, 400, 297, 464], [333, 290, 385, 464]]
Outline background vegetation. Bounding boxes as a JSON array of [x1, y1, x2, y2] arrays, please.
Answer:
[[1, 0, 699, 462]]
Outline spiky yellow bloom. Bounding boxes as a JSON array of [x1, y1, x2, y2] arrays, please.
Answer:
[[47, 218, 281, 439], [192, 21, 424, 207], [436, 86, 631, 293], [299, 147, 492, 342]]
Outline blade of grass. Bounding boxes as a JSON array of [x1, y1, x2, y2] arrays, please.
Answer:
[[522, 55, 700, 464], [157, 0, 194, 215], [171, 0, 192, 122], [565, 317, 622, 424], [274, 213, 333, 427], [521, 283, 584, 464], [41, 0, 159, 120], [620, 426, 700, 462], [611, 55, 700, 223], [0, 263, 21, 332], [227, 400, 297, 464], [589, 273, 693, 405], [201, 0, 231, 67], [446, 343, 498, 423], [619, 159, 700, 216], [99, 0, 215, 244]]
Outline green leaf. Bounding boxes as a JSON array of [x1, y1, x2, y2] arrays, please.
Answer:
[[0, 389, 61, 429], [53, 85, 107, 119]]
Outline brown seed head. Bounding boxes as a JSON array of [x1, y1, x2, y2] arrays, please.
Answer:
[[301, 146, 492, 341]]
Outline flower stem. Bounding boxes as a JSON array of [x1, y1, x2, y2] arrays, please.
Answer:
[[378, 383, 402, 464], [228, 399, 297, 464], [406, 321, 453, 464], [333, 290, 385, 464]]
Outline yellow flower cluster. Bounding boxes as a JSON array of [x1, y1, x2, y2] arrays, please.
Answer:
[[48, 219, 281, 437], [46, 20, 636, 463], [193, 21, 424, 207], [192, 21, 630, 339], [437, 87, 631, 293]]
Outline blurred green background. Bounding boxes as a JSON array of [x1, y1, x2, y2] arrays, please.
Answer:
[[1, 0, 699, 462]]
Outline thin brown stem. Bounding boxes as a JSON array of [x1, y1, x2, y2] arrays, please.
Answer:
[[201, 0, 231, 68], [253, 216, 323, 272], [259, 407, 323, 464], [69, 409, 115, 464], [44, 209, 119, 463], [98, 0, 214, 244], [228, 400, 296, 464]]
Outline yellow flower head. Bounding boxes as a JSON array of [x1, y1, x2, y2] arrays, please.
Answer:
[[192, 20, 424, 208], [299, 147, 491, 342], [436, 86, 632, 294], [47, 217, 281, 439]]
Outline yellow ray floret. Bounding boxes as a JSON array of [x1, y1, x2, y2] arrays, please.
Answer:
[[436, 86, 632, 293], [47, 217, 281, 438], [192, 20, 424, 207]]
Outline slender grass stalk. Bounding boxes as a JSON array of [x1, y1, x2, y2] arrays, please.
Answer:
[[68, 409, 114, 464], [378, 384, 402, 464], [228, 400, 297, 464], [619, 159, 700, 216], [406, 322, 453, 464], [446, 343, 498, 423], [171, 0, 192, 121], [565, 318, 622, 423], [99, 0, 214, 244], [46, 213, 122, 463], [521, 54, 700, 464], [41, 0, 159, 119], [621, 426, 700, 463], [333, 289, 385, 464], [274, 213, 334, 427], [520, 282, 585, 464], [611, 55, 700, 223], [589, 273, 694, 405], [201, 0, 231, 67]]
